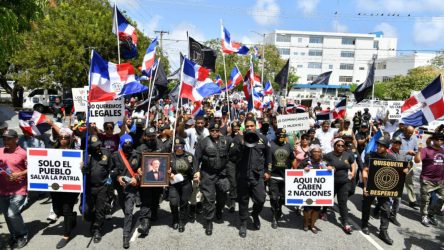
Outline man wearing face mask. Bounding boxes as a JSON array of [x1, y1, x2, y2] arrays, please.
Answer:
[[268, 128, 296, 229], [230, 118, 271, 238], [112, 135, 139, 249], [157, 125, 172, 151], [169, 138, 194, 233], [226, 121, 241, 212], [193, 122, 231, 236], [129, 118, 145, 148], [84, 135, 114, 243], [135, 127, 165, 236], [258, 117, 275, 142]]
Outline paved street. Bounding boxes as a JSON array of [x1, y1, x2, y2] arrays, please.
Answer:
[[1, 106, 443, 250]]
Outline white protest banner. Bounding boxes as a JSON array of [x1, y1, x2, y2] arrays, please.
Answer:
[[27, 148, 83, 193], [277, 113, 310, 133], [72, 86, 88, 112], [387, 101, 403, 120], [285, 169, 334, 206], [89, 97, 125, 128]]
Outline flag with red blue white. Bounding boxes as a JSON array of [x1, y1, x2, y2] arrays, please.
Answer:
[[180, 58, 221, 102], [221, 25, 249, 55], [18, 111, 51, 136], [112, 5, 138, 59]]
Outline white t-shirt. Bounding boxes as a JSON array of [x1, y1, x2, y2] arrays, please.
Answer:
[[184, 127, 209, 154], [315, 128, 338, 154]]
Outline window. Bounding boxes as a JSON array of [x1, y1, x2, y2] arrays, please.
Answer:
[[376, 62, 387, 70], [278, 48, 290, 55], [308, 49, 323, 56], [340, 51, 354, 57], [293, 52, 298, 55], [298, 37, 302, 42], [373, 41, 379, 49], [307, 75, 318, 81], [329, 64, 333, 69], [309, 36, 323, 44], [359, 67, 365, 70], [276, 34, 291, 42], [339, 63, 354, 70], [300, 52, 306, 56], [339, 76, 353, 82], [342, 37, 355, 45], [297, 64, 303, 68], [29, 89, 44, 97], [48, 89, 58, 95], [308, 62, 322, 69], [382, 76, 392, 82]]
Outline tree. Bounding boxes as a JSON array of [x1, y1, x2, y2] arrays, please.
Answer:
[[0, 0, 44, 95], [10, 0, 168, 91]]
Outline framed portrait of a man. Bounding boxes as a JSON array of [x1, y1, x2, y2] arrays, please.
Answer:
[[140, 153, 171, 187]]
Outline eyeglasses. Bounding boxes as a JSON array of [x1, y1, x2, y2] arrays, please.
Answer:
[[336, 144, 345, 148]]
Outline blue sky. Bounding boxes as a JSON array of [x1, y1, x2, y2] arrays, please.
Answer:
[[117, 0, 444, 69]]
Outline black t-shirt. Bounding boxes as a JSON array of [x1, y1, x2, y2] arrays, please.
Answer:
[[310, 138, 321, 146], [355, 131, 369, 154], [324, 151, 355, 183], [270, 141, 295, 178]]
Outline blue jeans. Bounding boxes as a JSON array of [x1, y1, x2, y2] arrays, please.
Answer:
[[0, 195, 28, 238]]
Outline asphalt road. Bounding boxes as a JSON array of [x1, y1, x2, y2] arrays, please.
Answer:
[[1, 105, 443, 250]]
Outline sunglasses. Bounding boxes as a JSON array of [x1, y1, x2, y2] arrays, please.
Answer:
[[105, 127, 113, 130], [336, 144, 345, 147]]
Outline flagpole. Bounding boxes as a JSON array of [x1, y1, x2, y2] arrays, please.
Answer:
[[260, 34, 265, 86], [146, 58, 160, 128], [220, 20, 231, 122], [171, 60, 185, 153], [285, 58, 290, 97], [114, 2, 121, 64], [82, 50, 94, 217]]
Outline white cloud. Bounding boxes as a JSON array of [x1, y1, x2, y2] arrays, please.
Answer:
[[413, 17, 444, 45], [374, 22, 397, 37], [138, 15, 162, 37], [355, 0, 444, 13], [297, 0, 320, 15], [162, 22, 206, 69], [332, 20, 348, 33], [251, 0, 280, 26]]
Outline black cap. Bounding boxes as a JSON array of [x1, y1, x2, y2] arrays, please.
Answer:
[[2, 129, 18, 138], [344, 119, 351, 123], [231, 121, 240, 128], [391, 136, 402, 143], [361, 122, 369, 128], [376, 137, 390, 148], [308, 128, 316, 134], [144, 127, 156, 136], [174, 137, 186, 145], [209, 122, 220, 130], [276, 128, 287, 137], [159, 124, 170, 131], [89, 135, 102, 147], [364, 108, 369, 111], [262, 117, 270, 124]]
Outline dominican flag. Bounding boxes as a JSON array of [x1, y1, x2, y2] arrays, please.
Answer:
[[221, 25, 249, 55], [141, 38, 158, 76], [360, 129, 383, 162], [243, 58, 262, 110], [88, 50, 137, 102], [112, 6, 138, 59], [296, 105, 308, 113], [332, 99, 346, 119], [222, 66, 243, 91], [264, 80, 273, 95], [192, 101, 204, 117], [215, 75, 224, 87], [401, 75, 444, 126], [119, 79, 148, 97], [180, 58, 221, 102], [18, 111, 51, 136], [316, 109, 333, 121]]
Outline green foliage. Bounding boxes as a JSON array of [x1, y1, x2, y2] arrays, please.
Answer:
[[431, 50, 444, 69], [10, 0, 168, 90], [381, 66, 444, 99]]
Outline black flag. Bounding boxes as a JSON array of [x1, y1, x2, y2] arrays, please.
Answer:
[[189, 36, 217, 71], [354, 59, 376, 103], [274, 59, 289, 89], [153, 61, 168, 100], [310, 71, 332, 85]]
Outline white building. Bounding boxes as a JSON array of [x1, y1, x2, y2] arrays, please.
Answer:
[[374, 53, 436, 82], [265, 30, 397, 84]]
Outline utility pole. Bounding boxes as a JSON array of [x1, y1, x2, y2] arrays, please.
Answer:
[[154, 30, 169, 50]]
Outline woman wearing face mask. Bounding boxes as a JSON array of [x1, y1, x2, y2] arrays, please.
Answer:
[[50, 128, 80, 249], [298, 144, 329, 233], [322, 138, 357, 234], [169, 137, 195, 232]]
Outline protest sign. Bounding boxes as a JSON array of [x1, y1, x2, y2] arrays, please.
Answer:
[[386, 101, 403, 120], [367, 159, 407, 197], [27, 148, 83, 193], [89, 97, 125, 128], [285, 169, 334, 206], [277, 113, 310, 133], [72, 86, 88, 112]]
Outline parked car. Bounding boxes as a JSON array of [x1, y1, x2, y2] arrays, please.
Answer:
[[23, 88, 61, 113]]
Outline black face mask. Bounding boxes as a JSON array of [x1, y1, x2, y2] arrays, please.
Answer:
[[260, 124, 269, 133], [122, 144, 133, 154], [146, 139, 157, 149], [89, 146, 101, 155]]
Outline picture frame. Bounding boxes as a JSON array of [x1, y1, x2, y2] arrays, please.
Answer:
[[140, 152, 171, 187]]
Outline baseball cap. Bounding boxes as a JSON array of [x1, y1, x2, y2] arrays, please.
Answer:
[[2, 129, 18, 138]]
